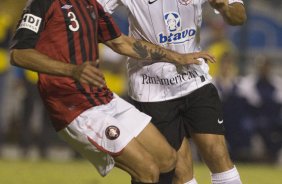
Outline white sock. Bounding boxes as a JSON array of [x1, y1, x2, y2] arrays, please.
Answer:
[[211, 166, 242, 184], [184, 178, 198, 184]]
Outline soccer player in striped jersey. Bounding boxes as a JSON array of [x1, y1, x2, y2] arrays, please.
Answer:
[[9, 0, 216, 184], [98, 0, 246, 184]]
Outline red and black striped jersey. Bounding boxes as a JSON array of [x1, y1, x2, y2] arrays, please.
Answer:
[[10, 0, 121, 131]]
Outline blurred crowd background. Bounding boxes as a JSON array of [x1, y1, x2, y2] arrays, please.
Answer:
[[0, 0, 281, 165]]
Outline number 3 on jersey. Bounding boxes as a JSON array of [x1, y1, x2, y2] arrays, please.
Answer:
[[67, 11, 79, 32]]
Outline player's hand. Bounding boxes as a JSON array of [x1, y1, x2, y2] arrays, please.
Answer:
[[72, 60, 105, 88], [178, 51, 216, 65], [208, 0, 228, 11]]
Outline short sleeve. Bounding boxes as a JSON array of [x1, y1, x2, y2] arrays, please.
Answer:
[[97, 0, 123, 14], [96, 2, 121, 43], [10, 0, 53, 49], [214, 0, 244, 14], [228, 0, 244, 4]]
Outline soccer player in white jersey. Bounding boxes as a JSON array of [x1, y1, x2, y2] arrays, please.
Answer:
[[98, 0, 246, 184]]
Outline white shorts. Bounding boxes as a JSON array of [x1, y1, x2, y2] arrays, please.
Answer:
[[57, 94, 151, 176]]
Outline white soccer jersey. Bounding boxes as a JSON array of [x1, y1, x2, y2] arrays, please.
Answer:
[[99, 0, 244, 102]]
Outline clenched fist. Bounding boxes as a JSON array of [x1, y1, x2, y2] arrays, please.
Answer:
[[72, 60, 105, 88]]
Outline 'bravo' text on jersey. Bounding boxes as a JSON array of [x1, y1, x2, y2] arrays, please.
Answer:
[[98, 0, 244, 102]]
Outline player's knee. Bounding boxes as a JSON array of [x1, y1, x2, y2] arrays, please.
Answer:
[[159, 148, 177, 172], [175, 160, 193, 177], [174, 156, 194, 182]]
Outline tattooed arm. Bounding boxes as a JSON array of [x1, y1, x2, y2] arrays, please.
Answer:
[[104, 34, 215, 65]]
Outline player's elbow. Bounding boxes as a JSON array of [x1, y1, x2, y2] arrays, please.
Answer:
[[226, 14, 246, 26], [229, 4, 247, 26], [240, 12, 247, 25], [233, 13, 247, 26], [10, 49, 25, 67], [10, 49, 19, 66]]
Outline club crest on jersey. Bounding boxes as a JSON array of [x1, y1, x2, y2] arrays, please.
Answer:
[[105, 126, 120, 140], [18, 14, 42, 33], [158, 12, 196, 45], [178, 0, 192, 6]]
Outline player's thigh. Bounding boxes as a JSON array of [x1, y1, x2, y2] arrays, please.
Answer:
[[136, 123, 177, 173], [114, 137, 160, 181], [191, 133, 233, 172], [173, 137, 194, 183]]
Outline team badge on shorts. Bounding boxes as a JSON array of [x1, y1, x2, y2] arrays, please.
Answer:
[[178, 0, 192, 6], [105, 126, 120, 140]]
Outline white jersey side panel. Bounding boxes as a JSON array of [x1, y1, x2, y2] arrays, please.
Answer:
[[98, 0, 243, 102]]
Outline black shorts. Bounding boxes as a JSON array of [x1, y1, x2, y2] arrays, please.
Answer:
[[131, 83, 225, 150]]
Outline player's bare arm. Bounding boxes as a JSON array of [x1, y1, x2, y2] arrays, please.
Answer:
[[209, 0, 246, 25], [10, 49, 105, 88], [105, 34, 216, 65]]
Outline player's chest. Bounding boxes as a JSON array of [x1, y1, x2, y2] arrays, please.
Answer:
[[50, 0, 98, 33], [129, 0, 201, 24]]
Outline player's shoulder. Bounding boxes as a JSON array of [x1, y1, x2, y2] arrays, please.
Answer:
[[24, 0, 55, 10]]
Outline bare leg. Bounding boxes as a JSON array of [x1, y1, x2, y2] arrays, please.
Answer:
[[114, 138, 160, 183], [135, 123, 177, 172], [192, 133, 233, 173], [173, 137, 195, 184], [114, 123, 177, 183]]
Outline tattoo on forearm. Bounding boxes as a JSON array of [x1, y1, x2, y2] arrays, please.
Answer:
[[133, 41, 167, 61], [150, 48, 166, 60], [133, 41, 149, 59]]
